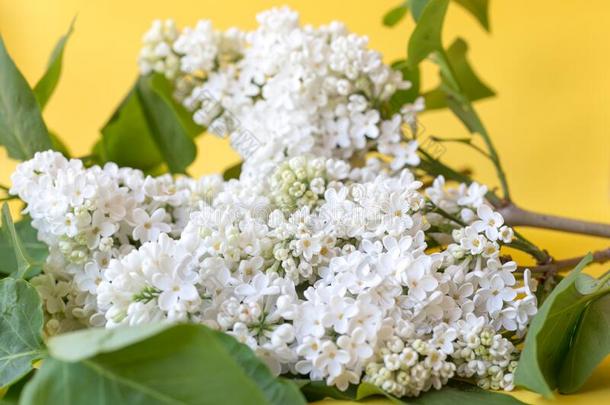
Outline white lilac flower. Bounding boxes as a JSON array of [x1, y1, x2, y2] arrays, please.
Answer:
[[10, 151, 222, 330], [473, 205, 504, 241], [131, 208, 172, 242], [478, 274, 518, 313], [141, 8, 414, 168], [138, 19, 180, 79]]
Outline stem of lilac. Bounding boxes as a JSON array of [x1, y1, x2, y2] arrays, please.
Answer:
[[518, 248, 610, 274], [498, 204, 610, 239]]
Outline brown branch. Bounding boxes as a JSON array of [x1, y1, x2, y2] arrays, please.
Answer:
[[498, 203, 610, 239], [521, 247, 610, 273]]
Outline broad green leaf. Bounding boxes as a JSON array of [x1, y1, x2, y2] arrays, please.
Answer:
[[136, 75, 197, 173], [148, 74, 204, 139], [0, 36, 52, 161], [356, 382, 403, 404], [22, 324, 306, 405], [97, 85, 166, 172], [47, 323, 170, 362], [535, 274, 564, 306], [298, 380, 357, 402], [0, 216, 46, 278], [423, 38, 494, 110], [0, 370, 32, 404], [453, 0, 490, 31], [558, 294, 610, 394], [0, 206, 42, 279], [514, 254, 602, 398], [0, 278, 45, 388], [411, 381, 526, 404], [223, 161, 243, 180], [96, 76, 197, 174], [407, 0, 449, 67], [353, 381, 525, 404], [48, 131, 70, 158], [383, 4, 408, 27], [33, 19, 75, 110], [300, 380, 524, 404]]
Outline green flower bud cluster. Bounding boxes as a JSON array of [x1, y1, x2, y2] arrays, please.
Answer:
[[269, 156, 328, 212], [363, 336, 455, 398], [451, 327, 518, 391], [59, 235, 89, 264]]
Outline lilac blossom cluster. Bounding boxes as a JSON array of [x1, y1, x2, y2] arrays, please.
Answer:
[[11, 152, 536, 396]]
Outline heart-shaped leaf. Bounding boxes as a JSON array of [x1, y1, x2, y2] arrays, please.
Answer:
[[0, 278, 45, 388], [22, 324, 306, 405], [0, 36, 52, 160]]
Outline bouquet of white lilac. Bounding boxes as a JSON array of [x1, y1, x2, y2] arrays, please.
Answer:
[[1, 1, 609, 404]]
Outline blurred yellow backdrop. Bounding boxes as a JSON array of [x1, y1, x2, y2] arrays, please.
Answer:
[[1, 0, 609, 403]]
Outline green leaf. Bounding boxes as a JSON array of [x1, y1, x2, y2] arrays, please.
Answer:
[[33, 18, 75, 110], [46, 323, 170, 362], [0, 35, 52, 161], [411, 381, 526, 404], [298, 380, 524, 404], [0, 370, 32, 404], [356, 382, 404, 404], [425, 42, 510, 197], [223, 161, 243, 180], [96, 86, 164, 171], [298, 380, 357, 402], [136, 75, 197, 173], [96, 75, 197, 174], [453, 0, 490, 31], [422, 88, 444, 109], [407, 0, 508, 199], [0, 206, 43, 279], [0, 216, 46, 278], [0, 278, 45, 388], [407, 0, 450, 68], [423, 38, 494, 110], [355, 381, 525, 404], [383, 4, 408, 27], [410, 0, 430, 21], [48, 131, 70, 158], [410, 1, 489, 30], [535, 274, 564, 306], [558, 294, 610, 394], [22, 324, 306, 405], [149, 74, 204, 139], [514, 254, 603, 398]]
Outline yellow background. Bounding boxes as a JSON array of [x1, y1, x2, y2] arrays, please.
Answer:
[[1, 0, 609, 403]]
